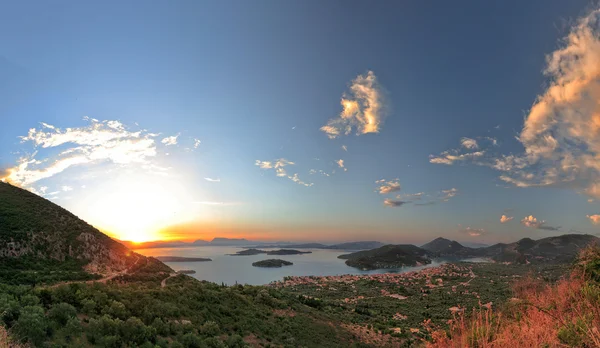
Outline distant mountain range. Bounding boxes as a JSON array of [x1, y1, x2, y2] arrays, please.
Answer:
[[339, 235, 600, 270], [120, 239, 385, 251]]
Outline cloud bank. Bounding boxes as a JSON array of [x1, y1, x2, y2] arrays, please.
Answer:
[[429, 8, 600, 199], [2, 118, 160, 187]]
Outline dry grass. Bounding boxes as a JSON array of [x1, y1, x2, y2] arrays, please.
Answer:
[[427, 245, 600, 348]]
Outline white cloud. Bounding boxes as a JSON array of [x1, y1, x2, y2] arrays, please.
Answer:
[[376, 179, 401, 194], [587, 214, 600, 224], [341, 145, 348, 151], [204, 177, 220, 182], [460, 137, 479, 149], [520, 215, 560, 231], [193, 138, 201, 149], [2, 119, 160, 186], [397, 192, 424, 201], [440, 188, 458, 201], [161, 134, 179, 146], [336, 159, 347, 171], [429, 150, 485, 165], [321, 71, 387, 139], [430, 9, 600, 199], [383, 199, 408, 207], [500, 215, 514, 223], [255, 158, 313, 187], [62, 185, 73, 192], [460, 227, 486, 237]]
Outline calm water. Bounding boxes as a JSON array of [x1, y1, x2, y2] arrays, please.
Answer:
[[136, 246, 485, 285]]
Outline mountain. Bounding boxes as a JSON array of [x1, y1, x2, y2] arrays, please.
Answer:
[[326, 241, 385, 250], [209, 237, 255, 246], [461, 242, 489, 248], [421, 237, 475, 256], [480, 234, 600, 263], [0, 182, 169, 276], [339, 244, 432, 270]]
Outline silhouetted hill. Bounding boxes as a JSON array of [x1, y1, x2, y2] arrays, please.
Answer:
[[421, 237, 475, 256], [327, 241, 385, 250], [479, 234, 600, 263], [339, 244, 432, 270], [0, 182, 165, 275]]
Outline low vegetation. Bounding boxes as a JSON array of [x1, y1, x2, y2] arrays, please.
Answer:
[[427, 246, 600, 347]]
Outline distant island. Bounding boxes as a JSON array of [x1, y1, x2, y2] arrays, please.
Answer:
[[228, 249, 312, 256], [155, 256, 212, 262], [252, 259, 293, 268]]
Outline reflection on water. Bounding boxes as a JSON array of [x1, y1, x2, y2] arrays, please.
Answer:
[[136, 246, 489, 286]]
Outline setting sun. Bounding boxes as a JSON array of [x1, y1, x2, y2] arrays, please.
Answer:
[[79, 174, 195, 242]]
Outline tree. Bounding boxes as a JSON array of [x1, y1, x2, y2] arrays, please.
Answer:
[[103, 300, 129, 320], [121, 317, 151, 345], [200, 320, 220, 337], [13, 305, 48, 346], [48, 302, 77, 326], [63, 317, 82, 342]]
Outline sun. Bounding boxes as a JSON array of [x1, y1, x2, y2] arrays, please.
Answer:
[[78, 173, 195, 242]]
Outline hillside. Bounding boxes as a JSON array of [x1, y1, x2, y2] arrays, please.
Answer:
[[421, 237, 475, 256], [339, 244, 432, 270], [0, 182, 148, 275], [479, 234, 600, 263]]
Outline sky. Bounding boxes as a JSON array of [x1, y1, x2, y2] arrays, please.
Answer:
[[2, 0, 600, 244]]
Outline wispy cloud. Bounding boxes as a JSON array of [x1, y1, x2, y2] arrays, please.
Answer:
[[383, 199, 408, 207], [2, 118, 160, 187], [500, 215, 514, 223], [193, 138, 201, 149], [321, 71, 387, 139], [204, 177, 221, 182], [460, 226, 487, 237], [429, 150, 485, 165], [341, 145, 348, 152], [255, 158, 313, 187], [161, 134, 179, 146], [376, 178, 401, 194], [441, 188, 458, 201], [62, 185, 73, 192], [520, 215, 560, 231], [587, 214, 600, 225]]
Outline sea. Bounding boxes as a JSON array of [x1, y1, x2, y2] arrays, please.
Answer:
[[136, 246, 488, 286]]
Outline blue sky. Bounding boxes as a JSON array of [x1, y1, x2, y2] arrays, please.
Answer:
[[2, 0, 600, 243]]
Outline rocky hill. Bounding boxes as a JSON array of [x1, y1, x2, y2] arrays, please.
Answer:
[[339, 244, 432, 270], [0, 182, 147, 275]]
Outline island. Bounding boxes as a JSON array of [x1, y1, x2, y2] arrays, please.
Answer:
[[228, 248, 267, 256], [155, 256, 212, 262], [338, 244, 432, 270], [228, 249, 311, 256], [252, 259, 293, 268], [267, 249, 311, 255]]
